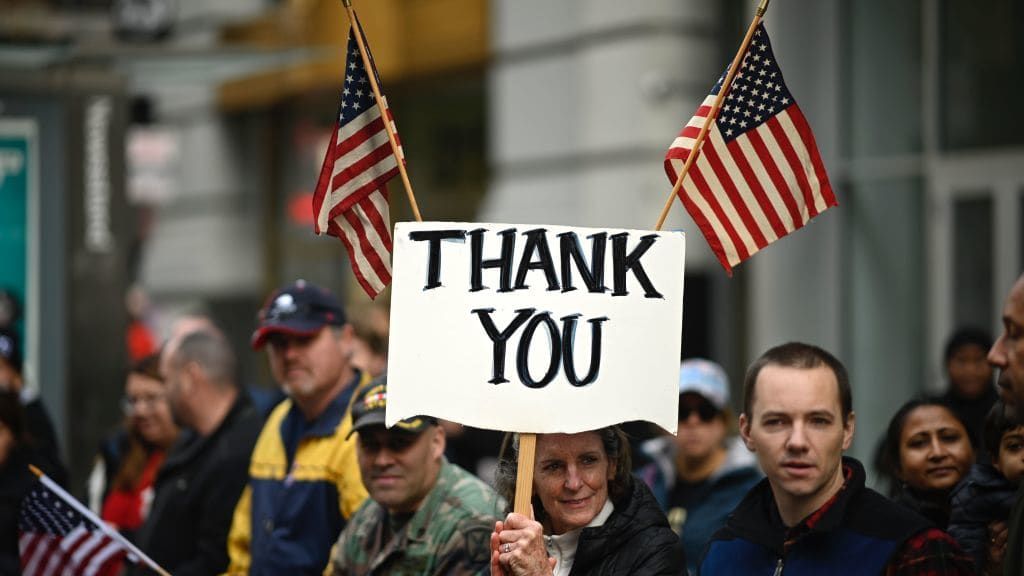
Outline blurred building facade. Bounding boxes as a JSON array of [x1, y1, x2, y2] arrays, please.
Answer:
[[1, 0, 1022, 485]]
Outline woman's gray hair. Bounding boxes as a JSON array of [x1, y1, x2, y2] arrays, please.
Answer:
[[493, 426, 633, 518]]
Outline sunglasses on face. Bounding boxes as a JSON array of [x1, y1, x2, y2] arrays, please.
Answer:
[[357, 431, 421, 454], [679, 400, 719, 423]]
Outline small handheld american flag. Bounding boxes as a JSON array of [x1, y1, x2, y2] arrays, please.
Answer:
[[665, 23, 836, 274], [312, 16, 403, 300], [19, 467, 168, 576]]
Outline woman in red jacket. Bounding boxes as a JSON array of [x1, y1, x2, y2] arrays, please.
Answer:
[[99, 353, 180, 538]]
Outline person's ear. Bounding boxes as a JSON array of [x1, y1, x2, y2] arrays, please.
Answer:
[[841, 411, 856, 451], [739, 413, 755, 452], [431, 425, 446, 459]]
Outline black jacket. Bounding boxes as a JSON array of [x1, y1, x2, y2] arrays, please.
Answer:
[[699, 458, 931, 575], [893, 485, 952, 529], [948, 462, 1017, 570], [134, 394, 262, 576], [0, 447, 58, 576], [570, 479, 685, 576]]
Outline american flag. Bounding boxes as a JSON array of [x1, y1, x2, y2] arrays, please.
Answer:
[[665, 23, 836, 274], [313, 18, 402, 299], [19, 483, 128, 576]]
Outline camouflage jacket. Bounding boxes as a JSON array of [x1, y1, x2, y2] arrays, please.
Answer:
[[330, 459, 504, 576]]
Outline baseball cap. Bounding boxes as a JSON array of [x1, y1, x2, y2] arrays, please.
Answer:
[[0, 329, 20, 374], [348, 376, 437, 438], [251, 280, 346, 349], [678, 358, 730, 411]]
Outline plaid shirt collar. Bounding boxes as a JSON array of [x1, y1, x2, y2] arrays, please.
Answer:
[[781, 461, 855, 553]]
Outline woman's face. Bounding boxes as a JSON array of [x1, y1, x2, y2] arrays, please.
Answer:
[[125, 373, 177, 447], [533, 432, 614, 535], [898, 405, 974, 492]]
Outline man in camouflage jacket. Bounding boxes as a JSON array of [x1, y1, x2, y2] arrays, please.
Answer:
[[331, 377, 504, 575]]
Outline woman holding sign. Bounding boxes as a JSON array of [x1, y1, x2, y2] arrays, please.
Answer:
[[490, 427, 684, 575]]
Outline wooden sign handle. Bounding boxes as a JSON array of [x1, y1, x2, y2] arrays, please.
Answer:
[[513, 433, 537, 515]]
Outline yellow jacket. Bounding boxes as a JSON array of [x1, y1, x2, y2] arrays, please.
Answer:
[[224, 372, 370, 575]]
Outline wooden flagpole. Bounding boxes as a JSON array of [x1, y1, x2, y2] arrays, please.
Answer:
[[28, 465, 172, 576], [342, 0, 424, 223], [654, 0, 771, 231]]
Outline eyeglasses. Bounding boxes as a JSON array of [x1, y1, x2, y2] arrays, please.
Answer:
[[121, 394, 167, 415], [679, 399, 719, 423]]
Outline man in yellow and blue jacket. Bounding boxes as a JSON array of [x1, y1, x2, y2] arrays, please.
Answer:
[[225, 280, 371, 575]]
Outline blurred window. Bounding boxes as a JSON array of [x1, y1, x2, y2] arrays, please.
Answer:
[[940, 1, 1024, 150], [952, 195, 993, 327]]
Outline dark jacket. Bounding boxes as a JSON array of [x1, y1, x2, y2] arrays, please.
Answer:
[[1004, 482, 1024, 575], [134, 394, 262, 576], [893, 484, 952, 529], [639, 437, 761, 575], [24, 398, 67, 487], [699, 458, 930, 576], [949, 462, 1017, 571], [0, 447, 55, 576], [569, 478, 685, 576]]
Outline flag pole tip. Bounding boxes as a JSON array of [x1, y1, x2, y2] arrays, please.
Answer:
[[28, 464, 43, 478], [756, 0, 770, 17], [342, 0, 352, 6]]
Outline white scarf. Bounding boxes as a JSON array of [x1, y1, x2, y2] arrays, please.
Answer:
[[544, 499, 615, 576]]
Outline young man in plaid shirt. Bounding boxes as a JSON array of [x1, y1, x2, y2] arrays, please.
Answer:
[[699, 342, 972, 575]]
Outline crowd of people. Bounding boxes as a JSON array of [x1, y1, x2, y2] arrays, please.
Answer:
[[0, 272, 1021, 575]]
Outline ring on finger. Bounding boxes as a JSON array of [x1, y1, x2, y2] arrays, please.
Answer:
[[503, 543, 511, 553]]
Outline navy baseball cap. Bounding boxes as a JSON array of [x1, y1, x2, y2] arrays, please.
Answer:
[[251, 280, 347, 349]]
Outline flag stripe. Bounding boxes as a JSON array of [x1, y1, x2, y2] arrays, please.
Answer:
[[733, 134, 794, 230], [766, 113, 819, 218], [693, 151, 759, 256], [755, 121, 812, 224], [360, 192, 392, 251], [331, 217, 388, 296], [744, 128, 804, 227], [335, 105, 384, 152], [722, 134, 789, 239], [329, 141, 399, 204], [679, 175, 739, 270], [343, 204, 391, 283], [773, 110, 824, 214], [313, 121, 341, 235], [688, 164, 750, 262], [84, 541, 123, 576], [351, 200, 390, 266], [785, 105, 837, 208], [335, 131, 400, 187], [701, 132, 771, 248]]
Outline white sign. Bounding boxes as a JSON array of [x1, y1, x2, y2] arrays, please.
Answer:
[[387, 221, 685, 435]]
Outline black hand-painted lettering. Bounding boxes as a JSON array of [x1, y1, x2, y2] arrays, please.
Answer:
[[558, 232, 607, 293], [516, 312, 561, 388], [514, 229, 560, 291], [561, 314, 608, 387], [611, 233, 663, 298], [408, 229, 466, 289], [470, 228, 516, 293], [471, 308, 535, 384]]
